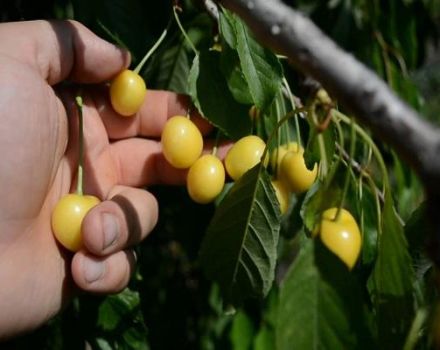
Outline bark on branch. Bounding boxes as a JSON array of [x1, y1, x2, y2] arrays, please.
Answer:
[[218, 0, 440, 193], [218, 0, 440, 264]]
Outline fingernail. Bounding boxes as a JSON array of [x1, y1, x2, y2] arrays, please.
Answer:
[[102, 213, 119, 250], [83, 257, 105, 283]]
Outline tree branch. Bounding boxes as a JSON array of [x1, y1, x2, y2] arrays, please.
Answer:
[[202, 0, 220, 20], [218, 0, 440, 265], [218, 0, 440, 193]]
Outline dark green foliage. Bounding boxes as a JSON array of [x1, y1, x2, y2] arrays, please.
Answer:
[[2, 1, 439, 349]]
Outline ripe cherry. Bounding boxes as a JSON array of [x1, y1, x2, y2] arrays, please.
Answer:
[[51, 194, 100, 252], [270, 142, 299, 176], [279, 148, 317, 194], [110, 69, 147, 117], [271, 179, 290, 215], [187, 154, 225, 204], [314, 207, 362, 269], [161, 116, 204, 169], [225, 135, 266, 181]]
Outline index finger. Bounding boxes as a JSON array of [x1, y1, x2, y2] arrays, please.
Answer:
[[89, 87, 213, 139], [0, 20, 130, 85]]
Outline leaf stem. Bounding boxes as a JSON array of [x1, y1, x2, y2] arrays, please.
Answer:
[[134, 23, 169, 74], [274, 97, 282, 173], [75, 94, 84, 196], [332, 109, 390, 194], [282, 77, 302, 147], [309, 106, 328, 178], [173, 6, 198, 56], [335, 144, 383, 234], [212, 130, 222, 156], [261, 107, 306, 164], [335, 119, 356, 221], [403, 308, 428, 350]]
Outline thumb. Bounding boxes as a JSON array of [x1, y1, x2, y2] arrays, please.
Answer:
[[0, 20, 130, 85]]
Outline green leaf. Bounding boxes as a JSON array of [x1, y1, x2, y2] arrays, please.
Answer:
[[189, 51, 252, 140], [122, 327, 149, 350], [254, 326, 275, 350], [230, 310, 255, 350], [96, 0, 149, 60], [95, 337, 114, 350], [261, 286, 279, 327], [155, 39, 190, 94], [405, 202, 429, 259], [304, 120, 336, 172], [220, 45, 253, 105], [219, 9, 238, 49], [300, 180, 342, 233], [97, 288, 140, 331], [234, 17, 283, 111], [199, 164, 281, 304], [404, 202, 434, 308], [357, 184, 379, 266], [277, 239, 375, 350], [368, 191, 415, 348], [261, 90, 290, 147]]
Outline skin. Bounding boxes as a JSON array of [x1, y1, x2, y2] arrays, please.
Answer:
[[0, 20, 228, 340]]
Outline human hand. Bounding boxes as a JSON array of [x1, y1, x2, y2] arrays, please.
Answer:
[[0, 20, 214, 339]]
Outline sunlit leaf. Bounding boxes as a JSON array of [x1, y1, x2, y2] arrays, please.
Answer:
[[254, 326, 275, 350], [235, 19, 283, 111], [230, 310, 255, 350], [220, 45, 253, 105], [97, 289, 141, 331], [219, 9, 283, 111], [219, 8, 238, 49]]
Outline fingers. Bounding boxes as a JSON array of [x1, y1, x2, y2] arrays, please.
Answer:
[[72, 186, 157, 293], [0, 20, 130, 85], [90, 87, 212, 139], [109, 138, 187, 186], [81, 186, 158, 256], [109, 138, 233, 187], [71, 250, 136, 293]]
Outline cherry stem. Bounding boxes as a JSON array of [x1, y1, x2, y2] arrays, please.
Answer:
[[332, 109, 389, 194], [212, 129, 222, 157], [75, 94, 84, 196], [261, 107, 306, 165], [133, 23, 169, 74], [309, 105, 328, 178], [274, 97, 284, 174], [185, 105, 192, 119], [173, 5, 198, 55], [335, 119, 356, 221], [283, 77, 302, 147]]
